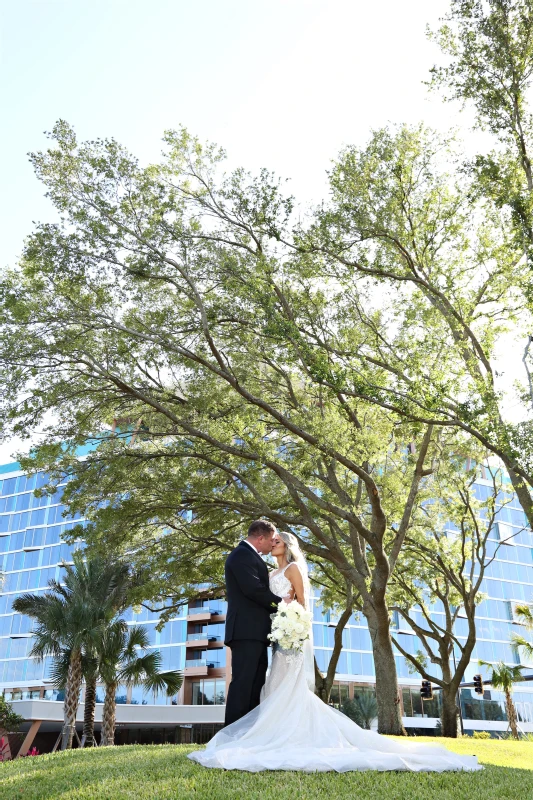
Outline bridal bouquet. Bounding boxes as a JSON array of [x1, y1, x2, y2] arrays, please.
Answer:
[[268, 600, 313, 651]]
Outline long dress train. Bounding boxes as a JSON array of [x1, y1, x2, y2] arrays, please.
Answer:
[[188, 565, 481, 773]]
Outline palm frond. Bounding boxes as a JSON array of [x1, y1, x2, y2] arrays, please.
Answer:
[[142, 670, 183, 697], [119, 651, 161, 684]]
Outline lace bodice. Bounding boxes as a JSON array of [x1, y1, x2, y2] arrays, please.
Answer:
[[269, 565, 292, 597]]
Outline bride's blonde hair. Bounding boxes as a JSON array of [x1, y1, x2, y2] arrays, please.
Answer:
[[277, 530, 305, 564]]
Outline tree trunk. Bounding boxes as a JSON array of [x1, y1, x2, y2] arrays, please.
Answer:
[[505, 689, 520, 740], [440, 684, 460, 738], [61, 650, 83, 750], [100, 682, 117, 746], [367, 604, 406, 735], [82, 675, 97, 748]]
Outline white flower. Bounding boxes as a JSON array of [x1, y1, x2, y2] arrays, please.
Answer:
[[268, 600, 312, 651]]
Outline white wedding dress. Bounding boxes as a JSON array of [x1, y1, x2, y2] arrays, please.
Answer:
[[188, 565, 481, 772]]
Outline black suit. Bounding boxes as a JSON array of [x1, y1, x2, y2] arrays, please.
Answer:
[[224, 541, 282, 726]]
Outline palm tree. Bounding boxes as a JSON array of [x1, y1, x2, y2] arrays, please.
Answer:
[[479, 661, 524, 740], [50, 649, 100, 748], [99, 622, 182, 746], [13, 553, 130, 750], [341, 692, 378, 730]]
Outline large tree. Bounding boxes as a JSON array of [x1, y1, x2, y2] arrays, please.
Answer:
[[0, 122, 471, 734], [389, 464, 514, 736], [305, 123, 533, 525], [429, 1, 533, 266]]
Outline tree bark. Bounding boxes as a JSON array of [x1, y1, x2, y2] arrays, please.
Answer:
[[100, 682, 117, 746], [505, 690, 520, 740], [367, 604, 405, 736], [440, 684, 460, 738], [82, 675, 97, 748], [61, 650, 83, 751]]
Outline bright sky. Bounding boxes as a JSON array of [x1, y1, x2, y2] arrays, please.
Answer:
[[1, 0, 460, 268], [0, 0, 524, 462]]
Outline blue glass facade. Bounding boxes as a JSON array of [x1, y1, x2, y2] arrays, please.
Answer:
[[1, 462, 532, 730]]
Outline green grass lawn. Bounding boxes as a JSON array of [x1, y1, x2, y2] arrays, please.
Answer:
[[1, 738, 532, 800]]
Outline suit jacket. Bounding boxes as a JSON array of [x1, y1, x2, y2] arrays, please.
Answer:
[[224, 541, 283, 645]]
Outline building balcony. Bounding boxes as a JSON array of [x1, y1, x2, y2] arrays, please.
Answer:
[[187, 606, 221, 622], [184, 658, 224, 677], [186, 634, 224, 649]]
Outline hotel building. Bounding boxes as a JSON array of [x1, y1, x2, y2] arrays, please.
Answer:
[[0, 459, 532, 754]]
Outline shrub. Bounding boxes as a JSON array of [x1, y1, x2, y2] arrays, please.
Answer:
[[21, 747, 40, 757], [472, 730, 491, 739]]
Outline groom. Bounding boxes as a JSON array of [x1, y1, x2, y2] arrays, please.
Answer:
[[223, 519, 284, 727]]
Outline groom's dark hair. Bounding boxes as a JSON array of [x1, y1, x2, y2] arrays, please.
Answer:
[[247, 519, 276, 538]]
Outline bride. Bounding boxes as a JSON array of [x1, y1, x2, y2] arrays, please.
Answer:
[[188, 531, 481, 772]]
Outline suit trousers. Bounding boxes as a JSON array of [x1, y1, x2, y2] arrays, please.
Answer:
[[224, 639, 268, 727]]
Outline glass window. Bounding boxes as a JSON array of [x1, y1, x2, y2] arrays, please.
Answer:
[[158, 623, 172, 646], [0, 616, 12, 636], [349, 651, 362, 675], [402, 687, 413, 717], [314, 649, 328, 672], [202, 680, 215, 705], [215, 680, 226, 705], [18, 570, 32, 592], [361, 654, 374, 676], [411, 689, 423, 717], [40, 546, 55, 567], [159, 645, 183, 672], [115, 686, 128, 704], [11, 614, 33, 635], [13, 551, 24, 571], [44, 526, 63, 545], [24, 550, 41, 569], [312, 624, 324, 647], [192, 681, 202, 705], [20, 475, 37, 493], [2, 553, 14, 571], [40, 566, 57, 586], [335, 652, 348, 674], [48, 505, 67, 525], [9, 637, 31, 658], [1, 477, 18, 495], [5, 659, 25, 681], [25, 659, 44, 682], [59, 542, 74, 562], [30, 491, 48, 509], [130, 685, 149, 705], [15, 493, 31, 512], [29, 509, 47, 527], [350, 627, 372, 650], [27, 569, 41, 590], [95, 686, 106, 704], [11, 531, 25, 550], [0, 516, 11, 534], [11, 512, 30, 532], [2, 573, 17, 592], [0, 496, 15, 513]]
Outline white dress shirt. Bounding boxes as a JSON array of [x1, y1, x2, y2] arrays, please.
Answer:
[[243, 539, 261, 555]]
